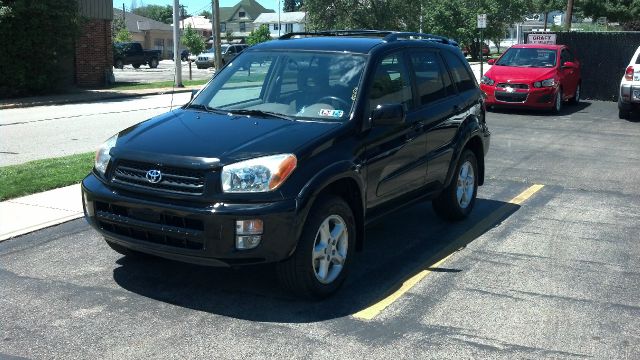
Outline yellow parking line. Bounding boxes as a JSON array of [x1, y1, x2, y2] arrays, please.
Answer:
[[352, 184, 545, 321]]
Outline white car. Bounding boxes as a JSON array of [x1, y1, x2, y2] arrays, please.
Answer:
[[619, 45, 640, 119]]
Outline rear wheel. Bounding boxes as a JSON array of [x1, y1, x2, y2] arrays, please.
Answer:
[[432, 149, 478, 221], [132, 63, 141, 69], [619, 108, 631, 120], [277, 196, 355, 299], [149, 58, 159, 68]]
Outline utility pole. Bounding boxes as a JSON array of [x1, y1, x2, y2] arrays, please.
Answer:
[[172, 0, 183, 87], [122, 3, 125, 22], [564, 0, 574, 31], [212, 0, 222, 71]]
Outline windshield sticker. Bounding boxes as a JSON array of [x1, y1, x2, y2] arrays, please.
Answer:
[[352, 87, 358, 101], [319, 109, 344, 118]]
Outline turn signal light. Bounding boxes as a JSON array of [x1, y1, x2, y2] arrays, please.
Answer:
[[625, 66, 634, 81]]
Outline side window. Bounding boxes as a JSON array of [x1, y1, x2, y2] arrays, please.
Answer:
[[410, 50, 449, 106], [368, 53, 413, 113], [442, 50, 476, 92], [561, 49, 573, 64], [228, 46, 237, 54]]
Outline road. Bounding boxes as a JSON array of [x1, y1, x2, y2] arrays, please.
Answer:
[[1, 100, 639, 359], [114, 60, 213, 83], [0, 93, 191, 166]]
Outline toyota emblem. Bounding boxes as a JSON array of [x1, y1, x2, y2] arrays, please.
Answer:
[[145, 169, 162, 183]]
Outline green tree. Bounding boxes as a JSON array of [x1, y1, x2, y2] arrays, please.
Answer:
[[199, 10, 211, 19], [114, 28, 133, 42], [576, 0, 640, 23], [133, 5, 174, 24], [284, 0, 304, 12], [304, 0, 419, 31], [246, 24, 272, 45], [181, 25, 205, 57], [0, 0, 80, 97]]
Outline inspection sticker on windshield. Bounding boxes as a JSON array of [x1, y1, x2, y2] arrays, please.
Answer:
[[319, 109, 344, 118]]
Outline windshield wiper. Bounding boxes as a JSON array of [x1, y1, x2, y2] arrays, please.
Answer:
[[186, 103, 225, 114], [227, 109, 295, 121]]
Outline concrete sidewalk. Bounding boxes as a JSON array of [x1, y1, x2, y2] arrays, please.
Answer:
[[0, 184, 83, 241]]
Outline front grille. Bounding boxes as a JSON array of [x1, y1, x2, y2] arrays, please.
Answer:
[[95, 201, 205, 250], [112, 160, 206, 195], [495, 91, 528, 103], [497, 83, 529, 89]]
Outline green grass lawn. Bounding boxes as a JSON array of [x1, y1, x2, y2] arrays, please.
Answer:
[[0, 152, 94, 201], [109, 79, 208, 90]]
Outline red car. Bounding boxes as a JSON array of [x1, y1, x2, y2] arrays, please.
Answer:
[[480, 44, 581, 112]]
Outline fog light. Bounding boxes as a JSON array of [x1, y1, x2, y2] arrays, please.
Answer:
[[235, 219, 263, 250]]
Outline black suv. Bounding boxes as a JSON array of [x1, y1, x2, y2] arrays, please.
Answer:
[[82, 31, 490, 298]]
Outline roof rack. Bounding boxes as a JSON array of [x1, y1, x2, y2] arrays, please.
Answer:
[[278, 30, 458, 47]]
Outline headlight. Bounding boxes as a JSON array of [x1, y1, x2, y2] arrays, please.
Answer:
[[534, 78, 556, 88], [480, 76, 495, 86], [94, 134, 118, 177], [221, 154, 297, 193]]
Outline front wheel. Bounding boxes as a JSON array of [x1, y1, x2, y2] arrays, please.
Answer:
[[277, 196, 355, 299], [552, 88, 563, 114], [114, 59, 124, 69], [619, 108, 631, 120], [432, 149, 478, 221]]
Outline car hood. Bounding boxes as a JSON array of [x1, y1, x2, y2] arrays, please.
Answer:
[[197, 53, 215, 59], [485, 65, 557, 83], [114, 108, 340, 166]]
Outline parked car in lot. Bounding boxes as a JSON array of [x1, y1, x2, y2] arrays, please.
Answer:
[[195, 44, 248, 69], [82, 30, 490, 299], [181, 49, 189, 62], [618, 45, 640, 119], [480, 44, 581, 113], [113, 42, 161, 69]]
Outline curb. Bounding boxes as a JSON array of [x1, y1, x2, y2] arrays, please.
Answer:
[[0, 87, 199, 110]]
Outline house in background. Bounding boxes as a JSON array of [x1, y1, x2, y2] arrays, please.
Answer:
[[218, 0, 275, 39], [181, 15, 213, 39], [113, 8, 174, 59], [254, 11, 306, 38]]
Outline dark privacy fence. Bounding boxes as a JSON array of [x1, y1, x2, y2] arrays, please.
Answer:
[[525, 32, 640, 101]]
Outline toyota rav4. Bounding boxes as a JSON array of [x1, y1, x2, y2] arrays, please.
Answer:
[[82, 30, 491, 298]]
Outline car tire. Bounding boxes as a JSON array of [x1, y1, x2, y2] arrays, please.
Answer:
[[432, 149, 478, 221], [552, 88, 563, 114], [105, 239, 149, 259], [149, 58, 159, 68], [276, 196, 355, 299], [619, 108, 631, 120], [132, 63, 141, 69], [569, 83, 580, 104], [114, 59, 124, 69]]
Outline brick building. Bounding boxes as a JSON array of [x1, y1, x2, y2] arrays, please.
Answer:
[[76, 0, 113, 87]]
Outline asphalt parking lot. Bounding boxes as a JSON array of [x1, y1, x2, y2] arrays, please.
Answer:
[[1, 100, 639, 359], [113, 60, 214, 83]]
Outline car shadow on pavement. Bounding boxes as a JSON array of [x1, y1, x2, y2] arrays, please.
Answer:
[[112, 198, 521, 323], [488, 101, 590, 117]]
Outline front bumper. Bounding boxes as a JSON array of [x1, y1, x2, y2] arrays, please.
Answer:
[[195, 59, 214, 68], [82, 174, 303, 267], [481, 84, 557, 109]]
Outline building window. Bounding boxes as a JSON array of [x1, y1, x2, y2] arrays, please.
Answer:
[[238, 11, 245, 18], [286, 23, 293, 33], [239, 22, 246, 32], [220, 22, 226, 32], [273, 23, 279, 30]]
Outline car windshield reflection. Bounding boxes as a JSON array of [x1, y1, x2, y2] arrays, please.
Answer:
[[496, 48, 557, 68]]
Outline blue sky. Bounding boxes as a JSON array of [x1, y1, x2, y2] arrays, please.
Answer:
[[114, 0, 280, 15]]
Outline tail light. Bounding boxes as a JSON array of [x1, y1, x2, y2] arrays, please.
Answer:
[[625, 66, 634, 81]]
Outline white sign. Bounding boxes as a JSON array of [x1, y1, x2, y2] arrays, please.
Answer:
[[528, 33, 556, 45], [477, 14, 487, 29]]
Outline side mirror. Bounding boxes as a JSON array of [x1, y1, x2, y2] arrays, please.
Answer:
[[487, 58, 496, 65], [371, 104, 405, 126], [562, 61, 577, 69]]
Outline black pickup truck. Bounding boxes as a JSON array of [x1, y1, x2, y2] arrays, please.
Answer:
[[113, 42, 161, 69]]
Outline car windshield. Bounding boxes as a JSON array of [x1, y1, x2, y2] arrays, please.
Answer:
[[495, 48, 557, 68], [190, 50, 367, 122]]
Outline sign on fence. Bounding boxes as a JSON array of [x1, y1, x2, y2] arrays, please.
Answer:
[[527, 33, 556, 45]]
